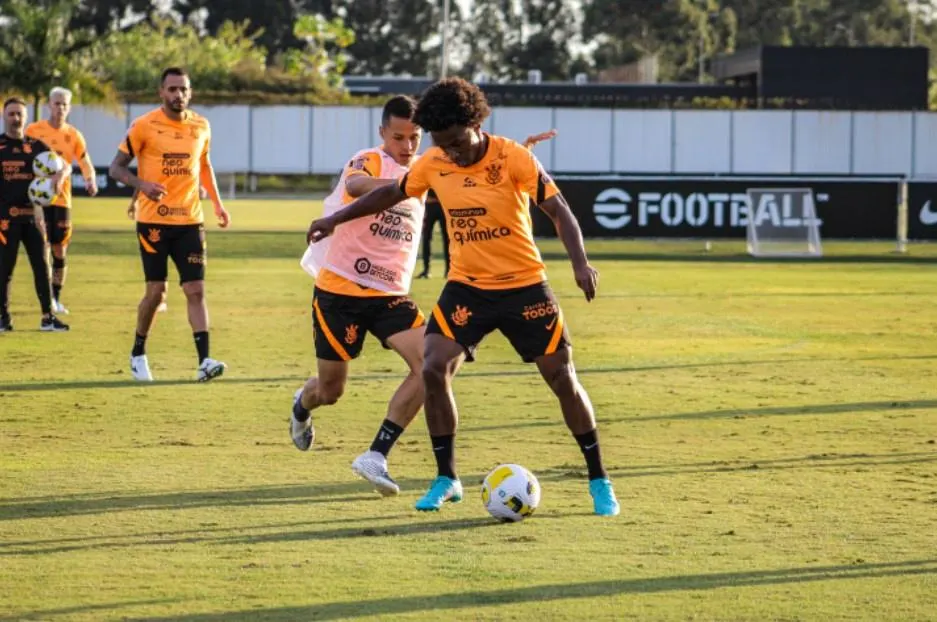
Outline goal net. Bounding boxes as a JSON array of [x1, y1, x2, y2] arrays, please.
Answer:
[[746, 187, 823, 258]]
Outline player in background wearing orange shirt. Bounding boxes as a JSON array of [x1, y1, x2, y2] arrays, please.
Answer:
[[25, 87, 98, 315], [109, 67, 231, 382], [307, 78, 619, 517]]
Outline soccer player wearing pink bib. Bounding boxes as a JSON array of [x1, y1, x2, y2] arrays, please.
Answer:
[[290, 96, 427, 496]]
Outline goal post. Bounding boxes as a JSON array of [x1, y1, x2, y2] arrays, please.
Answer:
[[746, 187, 823, 258]]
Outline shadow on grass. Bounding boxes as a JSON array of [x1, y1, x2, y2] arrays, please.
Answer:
[[0, 479, 451, 522], [537, 450, 937, 483], [0, 600, 177, 622], [469, 397, 937, 432], [0, 515, 506, 557], [0, 515, 413, 551], [4, 354, 937, 393], [120, 559, 937, 621]]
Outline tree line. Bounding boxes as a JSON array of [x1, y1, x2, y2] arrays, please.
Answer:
[[1, 0, 935, 109]]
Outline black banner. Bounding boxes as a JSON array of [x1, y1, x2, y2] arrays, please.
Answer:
[[534, 178, 899, 240], [907, 182, 937, 241], [69, 167, 136, 197]]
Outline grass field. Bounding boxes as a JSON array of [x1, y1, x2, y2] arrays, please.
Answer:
[[2, 197, 936, 621]]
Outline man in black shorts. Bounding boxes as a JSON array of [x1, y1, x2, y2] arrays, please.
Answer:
[[0, 97, 69, 333]]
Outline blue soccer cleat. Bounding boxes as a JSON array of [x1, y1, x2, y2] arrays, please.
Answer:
[[414, 476, 463, 511], [589, 477, 620, 517]]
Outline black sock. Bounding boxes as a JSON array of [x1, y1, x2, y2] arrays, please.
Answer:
[[132, 332, 147, 357], [293, 393, 310, 422], [52, 284, 62, 301], [574, 429, 608, 480], [194, 331, 209, 363], [369, 419, 404, 456], [430, 434, 457, 479]]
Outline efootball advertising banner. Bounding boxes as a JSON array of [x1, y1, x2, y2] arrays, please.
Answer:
[[536, 177, 899, 240]]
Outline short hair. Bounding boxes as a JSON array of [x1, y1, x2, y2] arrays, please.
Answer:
[[161, 67, 189, 85], [3, 97, 26, 110], [413, 78, 491, 132], [49, 86, 72, 102], [381, 95, 417, 126]]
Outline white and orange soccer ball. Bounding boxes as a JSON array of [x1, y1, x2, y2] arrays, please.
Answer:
[[32, 150, 65, 178], [28, 177, 56, 207], [481, 463, 541, 522]]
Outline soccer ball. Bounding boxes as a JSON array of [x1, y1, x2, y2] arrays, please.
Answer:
[[28, 177, 56, 207], [33, 151, 64, 177], [481, 463, 541, 522]]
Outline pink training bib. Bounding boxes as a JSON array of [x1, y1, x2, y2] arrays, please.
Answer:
[[301, 147, 424, 295]]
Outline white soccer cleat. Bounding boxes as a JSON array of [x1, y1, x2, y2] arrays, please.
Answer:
[[52, 299, 69, 315], [197, 357, 226, 382], [130, 354, 153, 381], [290, 388, 314, 451], [351, 450, 400, 497], [156, 301, 168, 313]]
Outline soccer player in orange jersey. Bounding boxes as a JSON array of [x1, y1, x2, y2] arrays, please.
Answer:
[[25, 87, 98, 315], [307, 78, 619, 517], [109, 67, 231, 382]]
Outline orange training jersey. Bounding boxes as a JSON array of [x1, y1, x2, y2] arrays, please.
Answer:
[[25, 120, 88, 208], [399, 134, 559, 290], [118, 108, 210, 225]]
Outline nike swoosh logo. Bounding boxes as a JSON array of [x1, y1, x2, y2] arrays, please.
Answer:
[[439, 171, 455, 177], [920, 200, 937, 226], [583, 442, 598, 451], [545, 316, 558, 331]]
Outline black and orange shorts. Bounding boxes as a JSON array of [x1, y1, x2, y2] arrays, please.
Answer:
[[426, 280, 571, 363], [312, 288, 426, 361], [136, 222, 205, 284], [42, 206, 72, 246]]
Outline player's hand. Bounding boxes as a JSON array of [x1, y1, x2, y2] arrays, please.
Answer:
[[138, 181, 167, 202], [215, 204, 231, 229], [86, 177, 99, 197], [126, 202, 136, 220], [523, 129, 558, 149], [52, 169, 68, 194], [573, 262, 598, 302], [307, 216, 337, 244]]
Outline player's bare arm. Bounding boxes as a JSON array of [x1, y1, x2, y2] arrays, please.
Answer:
[[345, 176, 396, 198], [539, 194, 598, 302], [127, 188, 138, 220], [199, 152, 230, 228], [79, 152, 98, 196], [109, 150, 166, 201], [51, 163, 71, 195], [307, 183, 406, 243]]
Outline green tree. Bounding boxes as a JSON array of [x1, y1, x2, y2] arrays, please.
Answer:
[[69, 0, 156, 36], [92, 16, 268, 92], [278, 13, 355, 87], [460, 0, 517, 80], [0, 0, 119, 117], [176, 0, 307, 57]]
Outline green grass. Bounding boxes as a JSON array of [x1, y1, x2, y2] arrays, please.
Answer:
[[1, 198, 936, 621]]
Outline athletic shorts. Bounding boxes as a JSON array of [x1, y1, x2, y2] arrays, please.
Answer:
[[312, 287, 426, 361], [426, 280, 571, 363], [136, 222, 206, 284], [42, 206, 72, 246]]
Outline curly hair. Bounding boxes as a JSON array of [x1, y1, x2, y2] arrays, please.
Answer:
[[414, 78, 491, 132]]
